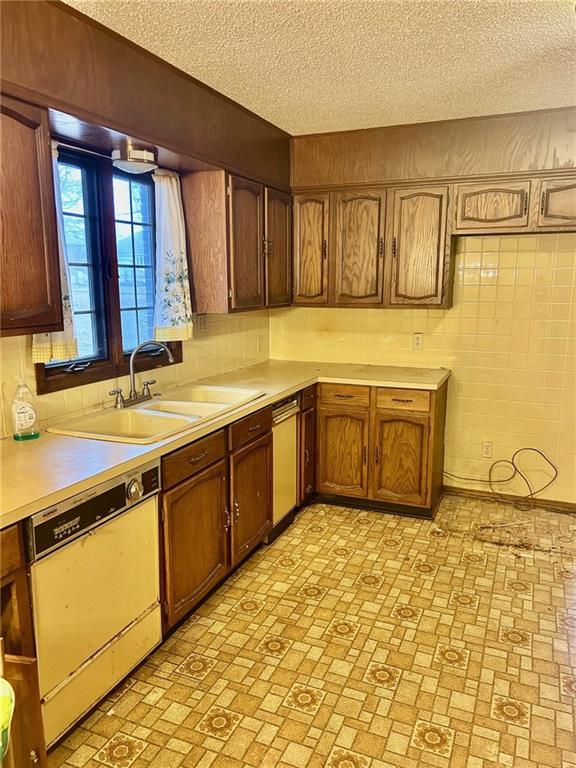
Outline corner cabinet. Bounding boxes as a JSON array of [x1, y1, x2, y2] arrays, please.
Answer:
[[387, 186, 451, 306], [315, 382, 447, 515], [181, 170, 290, 312], [0, 95, 62, 337]]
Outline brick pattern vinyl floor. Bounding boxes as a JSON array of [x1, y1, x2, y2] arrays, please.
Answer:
[[48, 495, 576, 768]]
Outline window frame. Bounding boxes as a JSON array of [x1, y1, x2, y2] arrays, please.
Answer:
[[35, 148, 182, 396]]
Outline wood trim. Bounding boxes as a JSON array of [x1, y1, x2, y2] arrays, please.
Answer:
[[1, 2, 290, 189], [442, 485, 576, 514], [292, 108, 576, 188]]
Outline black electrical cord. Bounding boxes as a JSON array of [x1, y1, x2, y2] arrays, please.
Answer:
[[443, 447, 559, 512]]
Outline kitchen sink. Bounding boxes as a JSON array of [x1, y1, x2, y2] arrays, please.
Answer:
[[140, 400, 226, 418], [47, 408, 194, 444], [165, 384, 265, 406], [47, 385, 266, 444]]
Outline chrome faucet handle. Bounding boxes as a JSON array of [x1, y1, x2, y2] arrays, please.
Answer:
[[109, 388, 125, 409], [142, 379, 157, 397]]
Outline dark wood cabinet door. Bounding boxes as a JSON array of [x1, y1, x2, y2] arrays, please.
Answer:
[[371, 410, 429, 505], [317, 407, 369, 498], [228, 175, 265, 310], [230, 432, 272, 567], [455, 181, 530, 230], [537, 177, 576, 228], [0, 95, 62, 336], [389, 186, 449, 306], [334, 190, 385, 305], [299, 407, 317, 501], [293, 193, 329, 304], [265, 188, 292, 306], [162, 460, 229, 629], [4, 654, 47, 767]]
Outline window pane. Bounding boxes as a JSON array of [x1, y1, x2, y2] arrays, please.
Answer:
[[135, 267, 154, 306], [74, 314, 97, 358], [58, 164, 85, 214], [131, 182, 153, 224], [121, 310, 139, 352], [137, 308, 154, 341], [113, 177, 131, 220], [115, 223, 133, 264], [69, 266, 93, 312], [63, 216, 89, 264], [133, 225, 154, 266], [118, 267, 136, 309]]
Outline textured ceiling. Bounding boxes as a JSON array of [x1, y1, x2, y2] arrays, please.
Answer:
[[64, 0, 576, 135]]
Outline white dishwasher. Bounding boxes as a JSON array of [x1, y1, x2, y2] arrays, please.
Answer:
[[271, 397, 300, 531], [26, 461, 162, 746]]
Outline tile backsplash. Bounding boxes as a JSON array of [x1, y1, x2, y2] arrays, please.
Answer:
[[271, 234, 576, 504], [0, 311, 270, 438]]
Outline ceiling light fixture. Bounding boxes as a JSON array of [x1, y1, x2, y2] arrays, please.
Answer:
[[112, 141, 158, 174]]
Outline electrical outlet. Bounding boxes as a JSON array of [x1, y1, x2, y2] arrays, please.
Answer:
[[194, 314, 208, 337], [412, 333, 423, 350], [482, 441, 493, 458]]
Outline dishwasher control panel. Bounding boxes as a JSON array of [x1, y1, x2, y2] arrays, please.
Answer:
[[26, 460, 160, 561]]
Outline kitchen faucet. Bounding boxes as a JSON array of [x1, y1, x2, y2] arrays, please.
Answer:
[[109, 340, 175, 408]]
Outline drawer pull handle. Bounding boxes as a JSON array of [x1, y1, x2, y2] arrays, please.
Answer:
[[248, 423, 263, 431], [335, 393, 353, 399], [189, 450, 208, 464], [391, 398, 413, 403]]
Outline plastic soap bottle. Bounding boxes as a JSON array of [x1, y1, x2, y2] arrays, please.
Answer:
[[11, 378, 40, 441]]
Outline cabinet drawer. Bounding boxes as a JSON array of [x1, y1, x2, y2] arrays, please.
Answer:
[[319, 383, 369, 408], [229, 406, 273, 450], [376, 388, 430, 412], [162, 430, 226, 489], [0, 524, 23, 579], [300, 385, 317, 411]]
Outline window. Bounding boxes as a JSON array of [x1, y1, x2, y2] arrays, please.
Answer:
[[35, 148, 181, 395]]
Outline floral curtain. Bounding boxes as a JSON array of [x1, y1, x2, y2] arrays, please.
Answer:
[[152, 169, 193, 341], [32, 145, 78, 363]]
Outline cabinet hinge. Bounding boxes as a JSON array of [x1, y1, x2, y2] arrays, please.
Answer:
[[228, 288, 232, 299], [392, 237, 397, 258]]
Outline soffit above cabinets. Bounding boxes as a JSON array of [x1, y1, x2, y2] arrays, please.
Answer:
[[64, 0, 575, 135]]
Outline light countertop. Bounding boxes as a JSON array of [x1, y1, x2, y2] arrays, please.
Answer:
[[0, 360, 450, 528]]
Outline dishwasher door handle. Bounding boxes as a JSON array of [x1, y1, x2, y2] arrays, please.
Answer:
[[272, 406, 300, 425]]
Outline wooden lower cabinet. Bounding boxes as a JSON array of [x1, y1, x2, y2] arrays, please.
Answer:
[[315, 383, 447, 513], [371, 411, 429, 505], [162, 460, 229, 629], [1, 524, 47, 767], [3, 654, 46, 767], [230, 432, 272, 567], [317, 406, 369, 498], [299, 405, 316, 502]]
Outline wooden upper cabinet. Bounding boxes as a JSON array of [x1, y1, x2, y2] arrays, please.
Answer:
[[229, 175, 265, 310], [333, 190, 385, 305], [0, 95, 62, 336], [230, 432, 272, 567], [293, 193, 329, 304], [371, 410, 429, 506], [162, 460, 228, 629], [389, 186, 449, 306], [537, 177, 576, 228], [265, 188, 291, 306], [454, 180, 530, 231], [317, 406, 369, 498]]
